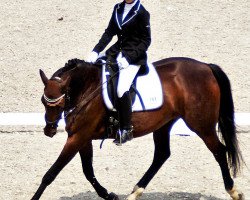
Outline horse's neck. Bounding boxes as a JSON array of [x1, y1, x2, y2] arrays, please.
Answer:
[[67, 64, 101, 105]]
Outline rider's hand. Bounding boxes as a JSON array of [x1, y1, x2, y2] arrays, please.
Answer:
[[117, 56, 129, 69], [86, 51, 98, 63], [98, 51, 106, 58]]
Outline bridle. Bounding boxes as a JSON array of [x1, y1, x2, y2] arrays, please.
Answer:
[[43, 60, 121, 129], [44, 112, 61, 129]]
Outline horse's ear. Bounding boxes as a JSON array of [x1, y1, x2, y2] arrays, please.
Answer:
[[39, 69, 48, 86]]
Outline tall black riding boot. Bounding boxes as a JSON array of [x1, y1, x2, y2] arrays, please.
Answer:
[[113, 91, 133, 145]]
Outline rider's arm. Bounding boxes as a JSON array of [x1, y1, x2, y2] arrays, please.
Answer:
[[93, 7, 117, 53]]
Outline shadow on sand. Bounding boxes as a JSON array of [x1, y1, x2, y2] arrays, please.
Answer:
[[59, 191, 225, 200]]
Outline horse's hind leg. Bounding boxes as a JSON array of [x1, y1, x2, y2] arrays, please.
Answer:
[[195, 128, 244, 200], [205, 133, 244, 200], [127, 119, 176, 200]]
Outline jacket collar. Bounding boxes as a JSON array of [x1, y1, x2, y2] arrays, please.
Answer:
[[115, 0, 141, 29]]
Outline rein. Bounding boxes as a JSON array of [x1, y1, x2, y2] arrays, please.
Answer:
[[68, 63, 120, 123]]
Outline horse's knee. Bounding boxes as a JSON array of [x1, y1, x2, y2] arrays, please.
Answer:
[[165, 150, 171, 160], [156, 149, 171, 162]]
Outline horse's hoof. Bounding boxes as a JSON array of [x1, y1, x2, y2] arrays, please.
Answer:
[[108, 192, 119, 200], [238, 193, 245, 200], [126, 186, 144, 200], [227, 186, 245, 200]]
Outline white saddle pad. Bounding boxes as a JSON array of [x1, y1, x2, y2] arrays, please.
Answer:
[[102, 63, 163, 112]]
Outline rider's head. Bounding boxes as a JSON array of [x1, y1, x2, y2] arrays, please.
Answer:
[[125, 0, 135, 4]]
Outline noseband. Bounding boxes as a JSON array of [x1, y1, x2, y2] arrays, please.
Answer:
[[43, 94, 65, 107], [43, 90, 71, 128], [44, 113, 61, 128]]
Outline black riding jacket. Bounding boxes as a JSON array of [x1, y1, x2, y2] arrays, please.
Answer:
[[93, 0, 151, 65]]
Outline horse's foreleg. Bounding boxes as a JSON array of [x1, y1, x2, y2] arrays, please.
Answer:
[[79, 142, 119, 200], [31, 137, 80, 200], [127, 120, 175, 200]]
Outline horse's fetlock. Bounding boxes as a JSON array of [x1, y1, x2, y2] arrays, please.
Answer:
[[106, 192, 119, 200], [94, 183, 109, 199], [224, 178, 234, 191]]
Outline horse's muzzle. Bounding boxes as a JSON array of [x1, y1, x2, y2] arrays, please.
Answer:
[[44, 125, 57, 138]]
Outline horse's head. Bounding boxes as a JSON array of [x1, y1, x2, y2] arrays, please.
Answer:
[[39, 69, 70, 137]]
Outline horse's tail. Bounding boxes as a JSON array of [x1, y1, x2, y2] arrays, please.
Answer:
[[208, 64, 243, 177]]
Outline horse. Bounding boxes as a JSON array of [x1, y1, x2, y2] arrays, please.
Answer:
[[32, 57, 244, 200]]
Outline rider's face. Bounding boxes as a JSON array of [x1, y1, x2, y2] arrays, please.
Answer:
[[125, 0, 135, 3]]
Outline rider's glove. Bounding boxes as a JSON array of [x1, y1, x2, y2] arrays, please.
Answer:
[[86, 51, 98, 63], [117, 56, 129, 69], [98, 51, 106, 58]]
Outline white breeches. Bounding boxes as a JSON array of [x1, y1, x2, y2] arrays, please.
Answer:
[[116, 54, 140, 98]]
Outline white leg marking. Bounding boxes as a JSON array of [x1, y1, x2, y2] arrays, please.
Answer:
[[126, 185, 144, 200], [227, 186, 245, 200]]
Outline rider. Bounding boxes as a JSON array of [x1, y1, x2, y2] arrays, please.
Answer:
[[86, 0, 151, 145]]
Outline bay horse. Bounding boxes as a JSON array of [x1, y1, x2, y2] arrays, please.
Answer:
[[32, 57, 244, 200]]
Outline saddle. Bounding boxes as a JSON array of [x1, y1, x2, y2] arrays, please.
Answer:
[[102, 60, 163, 112]]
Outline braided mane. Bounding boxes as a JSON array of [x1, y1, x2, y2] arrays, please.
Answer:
[[52, 58, 87, 78]]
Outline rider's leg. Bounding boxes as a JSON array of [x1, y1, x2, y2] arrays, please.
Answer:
[[119, 91, 132, 130], [113, 64, 140, 145], [116, 64, 140, 98]]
